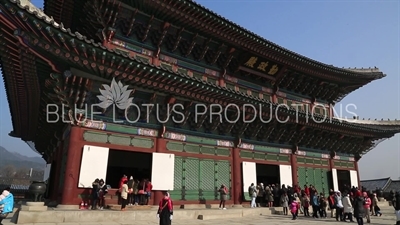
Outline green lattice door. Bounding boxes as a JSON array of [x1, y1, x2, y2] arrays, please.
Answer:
[[306, 168, 315, 187], [184, 158, 200, 200], [170, 156, 183, 200], [297, 167, 307, 186], [296, 167, 330, 196], [170, 156, 231, 201], [313, 168, 323, 193], [200, 160, 215, 200], [321, 169, 329, 195], [216, 161, 231, 200]]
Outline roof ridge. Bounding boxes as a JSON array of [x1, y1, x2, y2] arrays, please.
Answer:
[[336, 118, 400, 126], [361, 177, 391, 182]]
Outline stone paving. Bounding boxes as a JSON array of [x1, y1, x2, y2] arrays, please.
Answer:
[[3, 206, 397, 225]]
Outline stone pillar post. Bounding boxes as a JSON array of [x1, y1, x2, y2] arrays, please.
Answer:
[[60, 126, 84, 205], [153, 137, 167, 205], [232, 148, 242, 205]]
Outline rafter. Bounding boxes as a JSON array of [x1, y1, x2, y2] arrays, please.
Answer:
[[126, 9, 139, 36], [157, 22, 170, 47], [211, 44, 224, 64], [185, 33, 198, 56], [141, 15, 154, 42], [223, 47, 235, 68], [179, 101, 193, 126], [146, 93, 158, 119], [171, 27, 184, 52], [198, 38, 211, 61]]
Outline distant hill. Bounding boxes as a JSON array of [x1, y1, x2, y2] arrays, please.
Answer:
[[0, 146, 45, 170]]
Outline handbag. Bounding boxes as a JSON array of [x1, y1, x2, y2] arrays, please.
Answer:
[[138, 185, 146, 195]]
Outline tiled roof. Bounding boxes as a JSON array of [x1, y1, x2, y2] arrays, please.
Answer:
[[0, 184, 30, 191], [360, 177, 391, 191], [385, 180, 400, 192], [0, 178, 32, 191]]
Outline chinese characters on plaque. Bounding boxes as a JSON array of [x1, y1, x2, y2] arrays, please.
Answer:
[[242, 56, 280, 76]]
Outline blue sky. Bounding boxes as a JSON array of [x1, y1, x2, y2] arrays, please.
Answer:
[[0, 0, 399, 180]]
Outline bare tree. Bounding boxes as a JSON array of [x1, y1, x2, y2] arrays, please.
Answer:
[[1, 165, 16, 177], [15, 168, 29, 179]]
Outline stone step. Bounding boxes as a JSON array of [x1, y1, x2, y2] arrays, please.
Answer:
[[107, 204, 153, 211], [197, 207, 273, 220], [16, 206, 275, 223]]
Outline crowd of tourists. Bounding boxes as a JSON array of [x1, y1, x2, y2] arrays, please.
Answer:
[[248, 183, 400, 225], [90, 175, 153, 211]]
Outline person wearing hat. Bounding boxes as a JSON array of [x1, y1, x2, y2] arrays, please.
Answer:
[[157, 192, 173, 225]]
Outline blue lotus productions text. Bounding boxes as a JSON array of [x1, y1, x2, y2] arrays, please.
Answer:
[[46, 102, 358, 124]]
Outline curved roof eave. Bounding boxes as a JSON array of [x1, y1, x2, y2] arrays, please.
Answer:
[[181, 0, 385, 79]]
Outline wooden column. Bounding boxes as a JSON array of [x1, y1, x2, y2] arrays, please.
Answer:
[[329, 158, 334, 171], [61, 126, 84, 205], [153, 137, 167, 205], [232, 148, 242, 204], [51, 142, 63, 201], [290, 154, 298, 187], [272, 94, 277, 103]]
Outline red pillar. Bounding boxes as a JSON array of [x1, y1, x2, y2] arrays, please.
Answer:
[[290, 154, 298, 187], [61, 126, 84, 205], [153, 137, 166, 205], [232, 148, 242, 205]]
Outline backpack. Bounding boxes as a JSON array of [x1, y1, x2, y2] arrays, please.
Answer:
[[248, 186, 254, 196]]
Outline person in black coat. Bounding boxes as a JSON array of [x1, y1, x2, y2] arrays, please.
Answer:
[[353, 190, 365, 225], [395, 191, 400, 225], [91, 178, 100, 210]]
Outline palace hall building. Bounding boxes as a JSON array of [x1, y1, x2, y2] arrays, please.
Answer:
[[1, 0, 400, 206]]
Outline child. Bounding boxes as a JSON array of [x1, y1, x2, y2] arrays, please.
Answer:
[[319, 196, 328, 218], [302, 194, 310, 217], [290, 199, 299, 220]]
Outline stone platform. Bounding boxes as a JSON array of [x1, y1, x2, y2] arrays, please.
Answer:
[[11, 201, 394, 224], [16, 206, 273, 224]]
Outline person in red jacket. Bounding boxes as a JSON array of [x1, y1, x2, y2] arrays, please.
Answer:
[[304, 185, 310, 196], [157, 192, 173, 225], [145, 179, 153, 205]]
